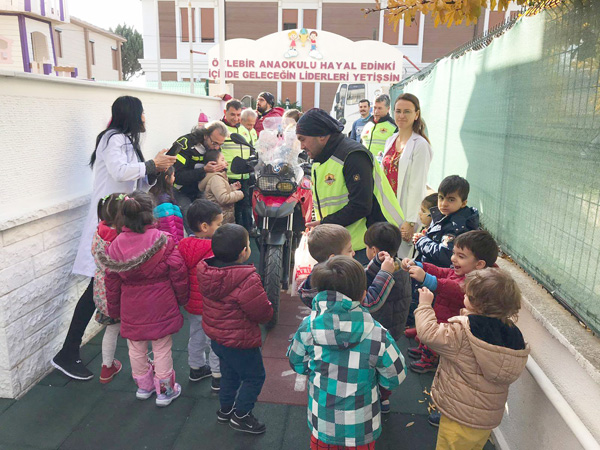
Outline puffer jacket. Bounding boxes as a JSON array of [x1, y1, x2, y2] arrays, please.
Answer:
[[198, 171, 244, 224], [153, 194, 184, 244], [101, 227, 189, 341], [91, 221, 119, 323], [197, 258, 273, 348], [418, 262, 465, 323], [416, 206, 480, 267], [254, 106, 284, 136], [415, 306, 530, 429], [178, 236, 213, 315]]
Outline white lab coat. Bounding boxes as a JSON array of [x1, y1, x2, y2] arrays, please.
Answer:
[[72, 132, 153, 277], [382, 131, 433, 258]]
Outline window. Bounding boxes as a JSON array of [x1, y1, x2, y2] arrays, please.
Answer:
[[282, 9, 298, 31], [89, 40, 95, 65], [111, 46, 118, 70], [180, 7, 196, 42], [201, 8, 214, 43], [54, 28, 62, 58], [346, 84, 366, 105]]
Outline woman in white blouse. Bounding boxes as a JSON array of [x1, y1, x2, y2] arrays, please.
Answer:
[[52, 96, 176, 381], [381, 94, 433, 258]]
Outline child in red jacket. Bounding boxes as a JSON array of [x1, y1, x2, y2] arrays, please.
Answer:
[[402, 230, 498, 375], [197, 224, 273, 435], [101, 191, 189, 407], [178, 200, 224, 390]]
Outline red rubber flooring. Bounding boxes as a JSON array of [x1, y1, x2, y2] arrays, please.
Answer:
[[258, 290, 311, 406]]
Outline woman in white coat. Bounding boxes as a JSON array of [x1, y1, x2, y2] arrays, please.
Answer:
[[51, 96, 176, 380], [381, 94, 433, 258]]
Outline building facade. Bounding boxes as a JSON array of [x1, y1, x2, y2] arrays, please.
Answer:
[[0, 0, 125, 80], [140, 0, 521, 109]]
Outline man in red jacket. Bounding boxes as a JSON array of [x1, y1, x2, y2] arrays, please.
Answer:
[[254, 91, 284, 136], [197, 224, 273, 435]]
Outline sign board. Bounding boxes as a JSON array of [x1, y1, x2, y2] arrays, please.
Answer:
[[207, 30, 404, 84]]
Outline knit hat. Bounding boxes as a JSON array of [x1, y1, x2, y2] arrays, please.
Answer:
[[198, 112, 209, 123], [258, 92, 275, 108], [296, 108, 344, 136]]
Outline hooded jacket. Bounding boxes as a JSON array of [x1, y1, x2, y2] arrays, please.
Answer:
[[101, 228, 189, 341], [254, 106, 285, 136], [198, 171, 244, 224], [288, 291, 406, 446], [416, 206, 480, 267], [92, 221, 119, 323], [415, 306, 530, 429], [153, 194, 184, 244], [197, 259, 273, 348], [178, 236, 214, 315]]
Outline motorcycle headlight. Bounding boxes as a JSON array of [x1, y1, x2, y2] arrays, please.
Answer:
[[276, 181, 296, 194], [257, 176, 280, 192]]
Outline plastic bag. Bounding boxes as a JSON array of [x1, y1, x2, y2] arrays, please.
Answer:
[[291, 233, 317, 296]]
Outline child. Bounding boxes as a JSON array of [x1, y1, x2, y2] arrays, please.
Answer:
[[403, 230, 499, 375], [150, 166, 184, 244], [288, 256, 406, 450], [198, 149, 244, 224], [178, 200, 224, 391], [415, 269, 529, 450], [413, 176, 479, 268], [197, 224, 273, 434], [416, 192, 438, 237], [101, 191, 189, 407], [298, 224, 396, 311], [92, 193, 124, 384]]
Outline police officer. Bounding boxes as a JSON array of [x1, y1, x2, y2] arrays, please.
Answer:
[[297, 108, 404, 265]]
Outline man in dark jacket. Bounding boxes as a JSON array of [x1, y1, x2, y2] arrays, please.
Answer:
[[173, 121, 228, 234], [254, 92, 284, 136]]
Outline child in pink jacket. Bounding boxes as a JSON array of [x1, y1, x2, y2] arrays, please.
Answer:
[[101, 191, 189, 407]]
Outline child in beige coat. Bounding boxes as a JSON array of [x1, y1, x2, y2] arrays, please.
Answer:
[[198, 149, 244, 224], [415, 268, 530, 450]]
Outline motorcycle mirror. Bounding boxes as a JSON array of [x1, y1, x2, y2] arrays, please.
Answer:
[[230, 156, 252, 174], [230, 133, 251, 147]]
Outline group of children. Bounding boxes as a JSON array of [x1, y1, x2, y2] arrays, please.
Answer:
[[87, 172, 529, 449], [288, 174, 530, 449]]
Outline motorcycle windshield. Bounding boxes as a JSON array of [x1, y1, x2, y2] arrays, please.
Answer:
[[255, 121, 303, 184]]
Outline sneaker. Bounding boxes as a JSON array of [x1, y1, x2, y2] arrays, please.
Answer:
[[380, 399, 390, 414], [230, 411, 267, 434], [404, 327, 417, 339], [156, 383, 181, 407], [428, 411, 441, 427], [99, 359, 122, 384], [189, 365, 212, 382], [51, 353, 94, 381], [217, 406, 235, 424], [211, 376, 221, 392], [407, 346, 422, 359], [136, 387, 156, 400], [409, 358, 438, 374]]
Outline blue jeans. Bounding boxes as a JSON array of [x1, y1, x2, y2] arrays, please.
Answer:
[[210, 341, 265, 415]]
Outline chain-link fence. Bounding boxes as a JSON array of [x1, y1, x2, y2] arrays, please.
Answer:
[[391, 0, 600, 334]]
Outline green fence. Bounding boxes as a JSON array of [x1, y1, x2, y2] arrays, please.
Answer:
[[391, 0, 600, 334]]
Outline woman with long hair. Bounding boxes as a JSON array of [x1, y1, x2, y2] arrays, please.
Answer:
[[51, 96, 176, 381], [382, 93, 433, 258]]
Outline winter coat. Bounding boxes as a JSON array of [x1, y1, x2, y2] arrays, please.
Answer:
[[288, 290, 406, 446], [254, 107, 285, 136], [415, 306, 530, 429], [298, 262, 395, 313], [367, 255, 412, 340], [178, 236, 213, 315], [415, 206, 480, 267], [101, 228, 189, 341], [198, 171, 244, 224], [418, 262, 466, 323], [197, 259, 273, 348], [73, 131, 154, 277], [91, 221, 119, 325], [153, 194, 184, 244]]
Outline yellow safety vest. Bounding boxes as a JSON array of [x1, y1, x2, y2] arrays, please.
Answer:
[[361, 118, 397, 158], [222, 123, 252, 180]]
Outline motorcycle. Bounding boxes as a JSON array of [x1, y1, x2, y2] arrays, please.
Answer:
[[230, 124, 312, 328]]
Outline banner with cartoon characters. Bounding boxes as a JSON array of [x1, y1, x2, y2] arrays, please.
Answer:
[[207, 30, 404, 84]]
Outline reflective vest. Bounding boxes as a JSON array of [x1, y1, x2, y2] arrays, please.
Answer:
[[312, 141, 404, 251], [361, 118, 397, 159], [247, 127, 258, 146], [221, 123, 252, 180]]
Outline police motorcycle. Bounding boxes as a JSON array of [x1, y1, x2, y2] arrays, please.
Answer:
[[230, 118, 313, 328]]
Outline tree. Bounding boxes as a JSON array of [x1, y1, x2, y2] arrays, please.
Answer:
[[365, 0, 561, 29], [111, 24, 143, 80]]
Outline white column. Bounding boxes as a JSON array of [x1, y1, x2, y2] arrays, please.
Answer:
[[154, 0, 162, 89], [314, 1, 322, 108], [218, 0, 225, 92], [277, 1, 283, 103], [378, 7, 385, 42], [188, 2, 194, 93], [483, 8, 491, 32]]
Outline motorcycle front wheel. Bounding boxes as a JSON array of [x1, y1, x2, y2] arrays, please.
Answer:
[[264, 244, 283, 329]]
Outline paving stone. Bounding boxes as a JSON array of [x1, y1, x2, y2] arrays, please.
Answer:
[[0, 385, 102, 449], [0, 398, 14, 415], [60, 390, 195, 450], [280, 404, 311, 449]]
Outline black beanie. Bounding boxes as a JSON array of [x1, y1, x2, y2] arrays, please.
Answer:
[[258, 92, 275, 107], [296, 108, 344, 136]]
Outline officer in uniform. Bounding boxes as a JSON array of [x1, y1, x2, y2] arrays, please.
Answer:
[[361, 94, 397, 160]]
